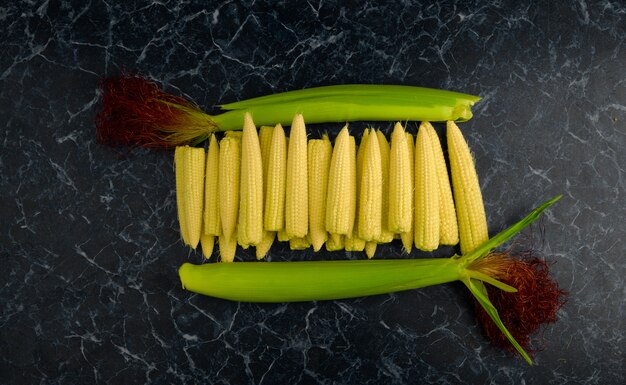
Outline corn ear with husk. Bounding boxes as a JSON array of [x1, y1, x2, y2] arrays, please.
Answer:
[[97, 77, 481, 149], [180, 196, 563, 365]]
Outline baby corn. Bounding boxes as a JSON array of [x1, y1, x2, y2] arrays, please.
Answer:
[[375, 130, 394, 243], [388, 123, 412, 233], [400, 132, 415, 253], [308, 135, 332, 251], [264, 124, 287, 232], [218, 135, 241, 245], [358, 128, 382, 241], [428, 125, 458, 246], [414, 122, 439, 251], [175, 146, 206, 249], [326, 126, 356, 235], [447, 121, 488, 255], [285, 114, 308, 238]]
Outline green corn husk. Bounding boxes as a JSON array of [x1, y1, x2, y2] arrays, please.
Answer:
[[96, 76, 480, 149], [179, 196, 562, 365]]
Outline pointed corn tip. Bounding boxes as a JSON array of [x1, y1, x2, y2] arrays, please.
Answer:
[[243, 111, 255, 128], [292, 113, 305, 127], [392, 122, 405, 136]]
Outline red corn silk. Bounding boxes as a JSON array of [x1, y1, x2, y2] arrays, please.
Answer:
[[95, 76, 201, 149], [475, 253, 567, 355]]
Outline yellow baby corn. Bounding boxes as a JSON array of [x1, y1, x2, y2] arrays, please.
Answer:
[[447, 121, 488, 255], [375, 130, 394, 243], [238, 113, 264, 246], [200, 136, 217, 258], [325, 233, 345, 251], [358, 128, 382, 241], [255, 230, 275, 260], [203, 134, 220, 236], [265, 124, 287, 231], [218, 135, 241, 245], [258, 124, 275, 257], [175, 145, 206, 249], [277, 230, 290, 242], [290, 236, 311, 250], [219, 232, 237, 263], [308, 135, 332, 251], [347, 135, 357, 235], [175, 147, 189, 246], [414, 122, 440, 251], [326, 126, 356, 235], [400, 132, 415, 253], [428, 125, 459, 246], [259, 125, 274, 193], [345, 130, 369, 252], [365, 241, 377, 259], [388, 123, 412, 233], [344, 235, 365, 252], [225, 131, 242, 139], [200, 233, 214, 259], [285, 114, 308, 238]]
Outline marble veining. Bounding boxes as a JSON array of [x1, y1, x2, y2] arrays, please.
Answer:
[[1, 0, 624, 384]]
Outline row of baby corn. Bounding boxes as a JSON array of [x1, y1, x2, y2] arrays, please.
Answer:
[[175, 112, 488, 261]]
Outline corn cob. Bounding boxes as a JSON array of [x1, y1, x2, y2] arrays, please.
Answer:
[[200, 233, 214, 259], [201, 135, 219, 258], [238, 113, 264, 246], [347, 135, 357, 235], [225, 131, 242, 139], [358, 128, 382, 241], [256, 230, 275, 260], [285, 114, 308, 238], [388, 123, 412, 233], [277, 230, 290, 242], [447, 121, 488, 255], [400, 132, 415, 253], [219, 232, 237, 263], [264, 124, 287, 231], [414, 122, 440, 251], [308, 135, 332, 251], [204, 134, 220, 236], [175, 147, 189, 246], [259, 125, 274, 192], [175, 146, 206, 249], [258, 124, 276, 258], [345, 130, 369, 252], [428, 125, 459, 246], [344, 235, 365, 252], [325, 233, 345, 251], [375, 130, 394, 243], [218, 135, 241, 245], [326, 126, 356, 235], [290, 236, 311, 250], [365, 241, 377, 259]]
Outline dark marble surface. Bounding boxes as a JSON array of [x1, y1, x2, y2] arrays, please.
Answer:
[[1, 0, 624, 384]]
